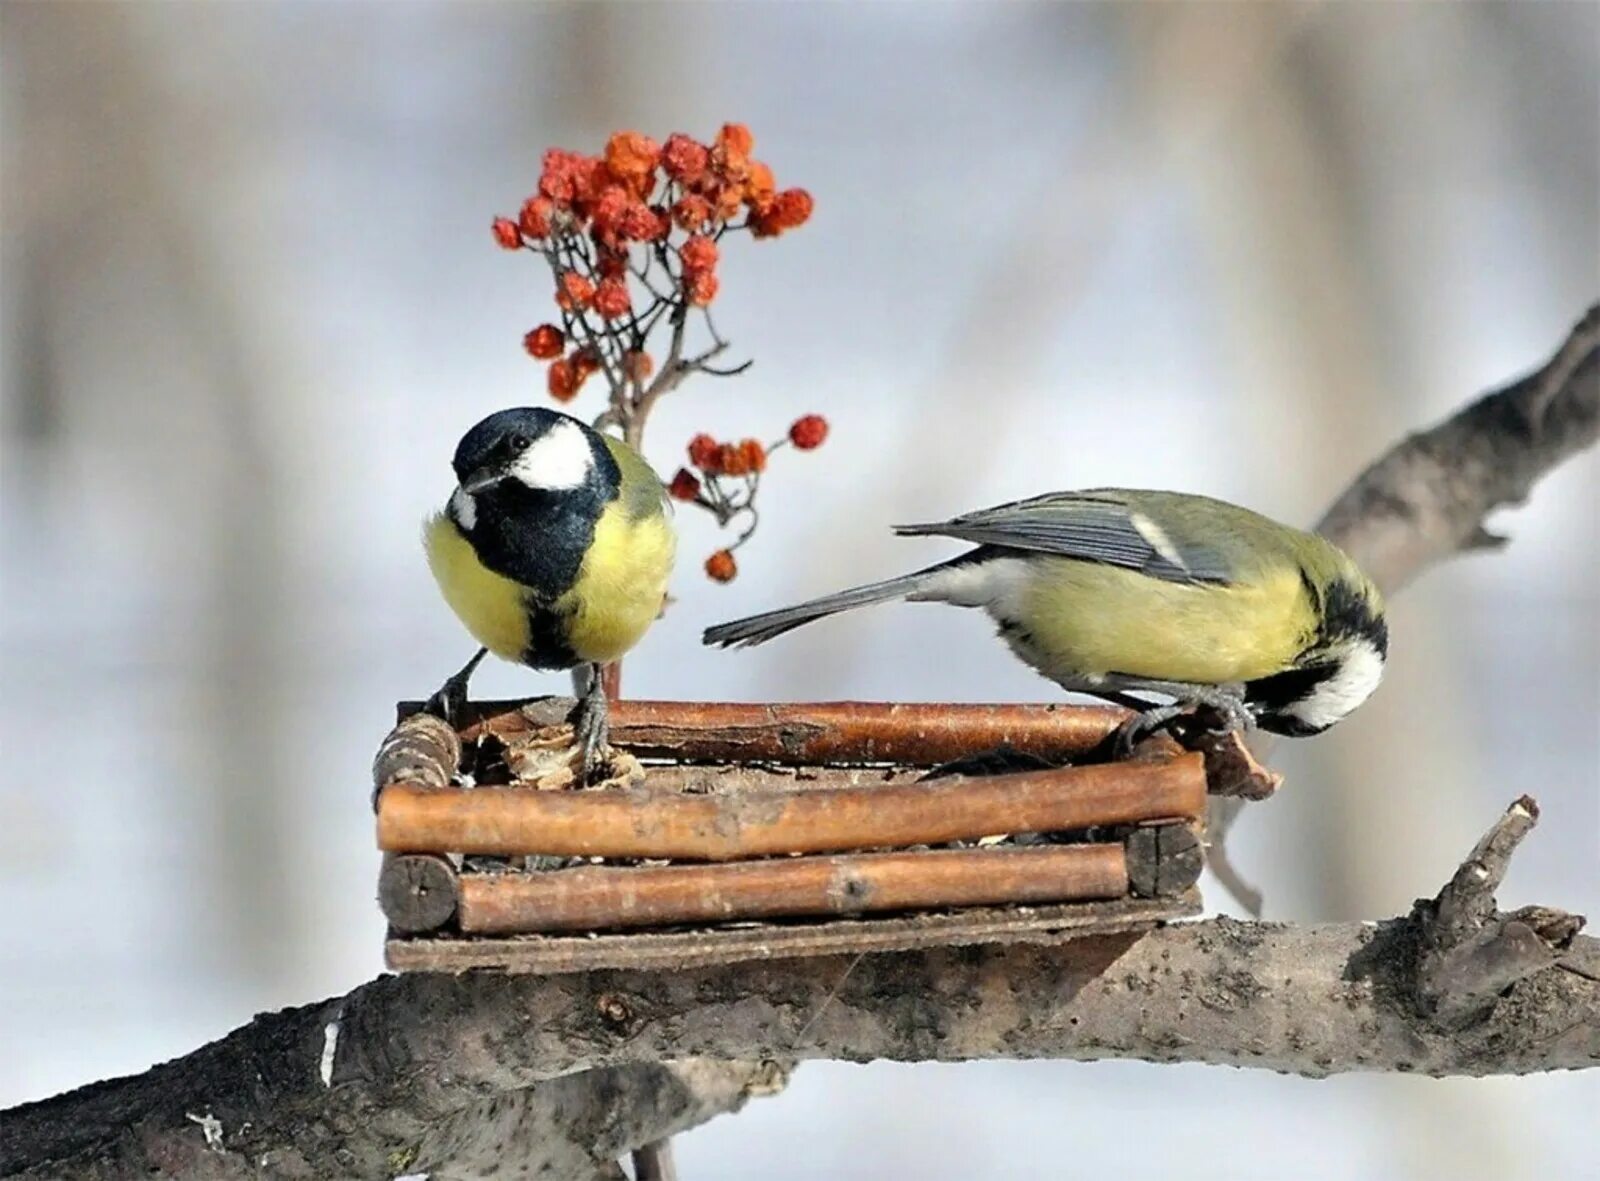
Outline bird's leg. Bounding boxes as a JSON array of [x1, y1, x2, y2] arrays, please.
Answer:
[[423, 647, 488, 727], [569, 662, 610, 777]]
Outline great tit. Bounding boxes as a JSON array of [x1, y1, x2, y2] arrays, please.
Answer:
[[425, 407, 676, 768], [704, 489, 1387, 741]]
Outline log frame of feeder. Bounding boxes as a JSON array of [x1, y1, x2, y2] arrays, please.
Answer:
[[1124, 824, 1204, 898], [403, 698, 1131, 766], [386, 892, 1198, 974], [380, 853, 461, 934], [377, 754, 1206, 860], [455, 844, 1130, 935]]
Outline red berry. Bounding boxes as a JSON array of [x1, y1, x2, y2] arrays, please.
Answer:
[[687, 433, 721, 472], [524, 324, 564, 360], [594, 278, 632, 320], [686, 270, 719, 307], [667, 468, 701, 501], [492, 217, 522, 249], [547, 360, 577, 402], [789, 414, 828, 450], [679, 235, 719, 274]]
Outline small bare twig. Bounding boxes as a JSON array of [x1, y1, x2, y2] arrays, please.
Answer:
[[1413, 796, 1586, 1029]]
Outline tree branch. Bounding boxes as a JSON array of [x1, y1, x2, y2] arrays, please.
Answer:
[[4, 796, 1593, 1178], [1317, 303, 1600, 591], [1206, 302, 1600, 912]]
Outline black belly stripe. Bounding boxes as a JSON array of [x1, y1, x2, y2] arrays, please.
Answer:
[[522, 599, 579, 670]]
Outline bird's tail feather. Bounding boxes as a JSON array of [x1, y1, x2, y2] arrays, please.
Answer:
[[702, 565, 947, 649]]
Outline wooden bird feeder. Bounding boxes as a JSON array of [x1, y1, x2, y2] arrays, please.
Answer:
[[374, 698, 1248, 975]]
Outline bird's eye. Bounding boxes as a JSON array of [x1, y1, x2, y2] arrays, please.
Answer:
[[508, 432, 530, 451]]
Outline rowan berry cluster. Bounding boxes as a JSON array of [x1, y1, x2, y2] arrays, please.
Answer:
[[493, 124, 826, 582], [667, 415, 830, 582]]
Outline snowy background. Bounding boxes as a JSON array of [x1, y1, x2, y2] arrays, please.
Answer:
[[2, 4, 1597, 1178]]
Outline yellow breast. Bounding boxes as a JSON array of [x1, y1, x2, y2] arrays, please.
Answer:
[[1020, 558, 1313, 685], [424, 513, 531, 661], [557, 502, 676, 664]]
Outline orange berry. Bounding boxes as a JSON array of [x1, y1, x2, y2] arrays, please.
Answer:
[[492, 217, 522, 249], [519, 196, 555, 239], [737, 438, 767, 473], [687, 270, 719, 307], [716, 123, 755, 157], [789, 414, 828, 450], [744, 161, 776, 205], [539, 148, 588, 204], [672, 195, 711, 232], [661, 133, 710, 185], [717, 442, 750, 477], [547, 359, 577, 402], [555, 271, 595, 311], [679, 235, 719, 274], [524, 324, 565, 359], [774, 188, 814, 230], [594, 278, 632, 320], [590, 185, 631, 246], [705, 549, 738, 583], [750, 206, 781, 239], [603, 131, 660, 188], [687, 433, 722, 472]]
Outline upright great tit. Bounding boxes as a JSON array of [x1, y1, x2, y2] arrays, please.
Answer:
[[704, 489, 1387, 741], [425, 407, 675, 768]]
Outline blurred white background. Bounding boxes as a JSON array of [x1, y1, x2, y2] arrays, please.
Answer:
[[2, 3, 1596, 1178]]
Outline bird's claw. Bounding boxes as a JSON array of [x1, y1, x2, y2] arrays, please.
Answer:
[[1112, 698, 1254, 758], [1113, 707, 1178, 758], [570, 689, 611, 780], [423, 674, 470, 729]]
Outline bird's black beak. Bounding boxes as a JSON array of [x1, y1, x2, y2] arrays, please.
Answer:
[[459, 466, 506, 495]]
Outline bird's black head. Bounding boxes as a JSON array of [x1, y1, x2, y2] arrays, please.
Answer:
[[1248, 575, 1389, 737], [446, 407, 621, 596], [451, 407, 615, 499]]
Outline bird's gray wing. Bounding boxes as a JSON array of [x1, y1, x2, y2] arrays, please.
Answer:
[[894, 490, 1234, 585]]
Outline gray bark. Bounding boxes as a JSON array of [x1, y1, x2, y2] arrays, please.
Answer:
[[3, 796, 1593, 1178]]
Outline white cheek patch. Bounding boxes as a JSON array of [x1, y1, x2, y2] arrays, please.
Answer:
[[449, 487, 477, 530], [511, 420, 595, 491], [1289, 638, 1385, 730]]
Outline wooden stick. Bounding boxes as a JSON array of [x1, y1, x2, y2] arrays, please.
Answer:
[[456, 844, 1129, 934], [377, 754, 1205, 860], [379, 853, 461, 934], [1124, 824, 1204, 898], [372, 712, 460, 797], [412, 698, 1129, 766], [387, 895, 1195, 974]]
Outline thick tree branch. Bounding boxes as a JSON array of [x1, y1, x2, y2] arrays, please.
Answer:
[[1317, 302, 1600, 589], [1207, 303, 1600, 912], [4, 797, 1594, 1178]]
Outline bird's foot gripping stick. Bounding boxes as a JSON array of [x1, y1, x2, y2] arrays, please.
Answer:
[[569, 663, 612, 778], [1105, 683, 1256, 759]]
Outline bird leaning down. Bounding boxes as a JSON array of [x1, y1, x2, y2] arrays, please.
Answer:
[[424, 407, 676, 772], [704, 489, 1388, 745]]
